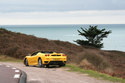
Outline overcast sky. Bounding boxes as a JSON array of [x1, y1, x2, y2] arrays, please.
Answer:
[[0, 0, 125, 24]]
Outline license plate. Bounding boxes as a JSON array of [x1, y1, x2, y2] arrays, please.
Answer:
[[53, 58, 60, 61]]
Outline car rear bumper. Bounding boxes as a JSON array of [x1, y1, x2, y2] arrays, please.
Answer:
[[43, 57, 67, 65], [44, 61, 66, 65]]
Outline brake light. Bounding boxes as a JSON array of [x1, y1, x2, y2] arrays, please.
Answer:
[[45, 54, 49, 56], [63, 54, 66, 56]]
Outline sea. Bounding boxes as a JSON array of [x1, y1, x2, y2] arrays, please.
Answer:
[[0, 24, 125, 52]]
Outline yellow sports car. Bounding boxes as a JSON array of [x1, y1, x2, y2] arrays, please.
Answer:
[[24, 51, 67, 67]]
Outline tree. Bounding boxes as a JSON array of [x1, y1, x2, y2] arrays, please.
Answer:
[[75, 25, 111, 48]]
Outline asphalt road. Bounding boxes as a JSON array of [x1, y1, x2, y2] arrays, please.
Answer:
[[0, 62, 114, 83], [0, 64, 24, 83]]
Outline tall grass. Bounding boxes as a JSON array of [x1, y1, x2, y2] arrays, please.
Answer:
[[66, 64, 125, 83], [0, 55, 22, 62]]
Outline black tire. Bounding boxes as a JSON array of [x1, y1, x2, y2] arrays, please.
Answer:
[[38, 58, 44, 68], [59, 64, 65, 67], [62, 64, 66, 66], [46, 64, 49, 68], [24, 59, 29, 66]]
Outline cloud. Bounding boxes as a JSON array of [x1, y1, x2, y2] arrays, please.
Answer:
[[0, 0, 125, 12], [0, 10, 125, 24], [0, 0, 125, 24]]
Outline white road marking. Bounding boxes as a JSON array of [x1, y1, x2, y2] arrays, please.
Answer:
[[15, 70, 20, 72], [14, 74, 20, 78], [6, 65, 10, 67], [12, 68, 16, 69]]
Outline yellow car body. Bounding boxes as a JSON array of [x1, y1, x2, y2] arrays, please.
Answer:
[[24, 51, 67, 67]]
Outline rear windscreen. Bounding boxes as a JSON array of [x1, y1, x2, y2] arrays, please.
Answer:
[[41, 51, 53, 54]]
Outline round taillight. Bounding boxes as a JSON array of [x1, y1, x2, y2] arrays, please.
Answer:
[[45, 54, 49, 56], [63, 54, 66, 56]]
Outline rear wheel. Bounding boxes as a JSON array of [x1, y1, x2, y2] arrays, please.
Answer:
[[59, 64, 65, 67], [46, 64, 49, 68], [38, 58, 44, 67], [24, 59, 29, 66]]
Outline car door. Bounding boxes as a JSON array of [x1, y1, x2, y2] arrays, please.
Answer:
[[30, 52, 38, 65]]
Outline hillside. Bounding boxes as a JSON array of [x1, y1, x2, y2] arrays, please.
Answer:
[[0, 28, 125, 79]]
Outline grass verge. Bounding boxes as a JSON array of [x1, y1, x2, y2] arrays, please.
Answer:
[[0, 55, 22, 62], [65, 64, 125, 83]]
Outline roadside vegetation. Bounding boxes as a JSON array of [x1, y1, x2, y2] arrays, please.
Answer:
[[0, 55, 22, 62], [0, 28, 125, 79], [65, 64, 125, 83]]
